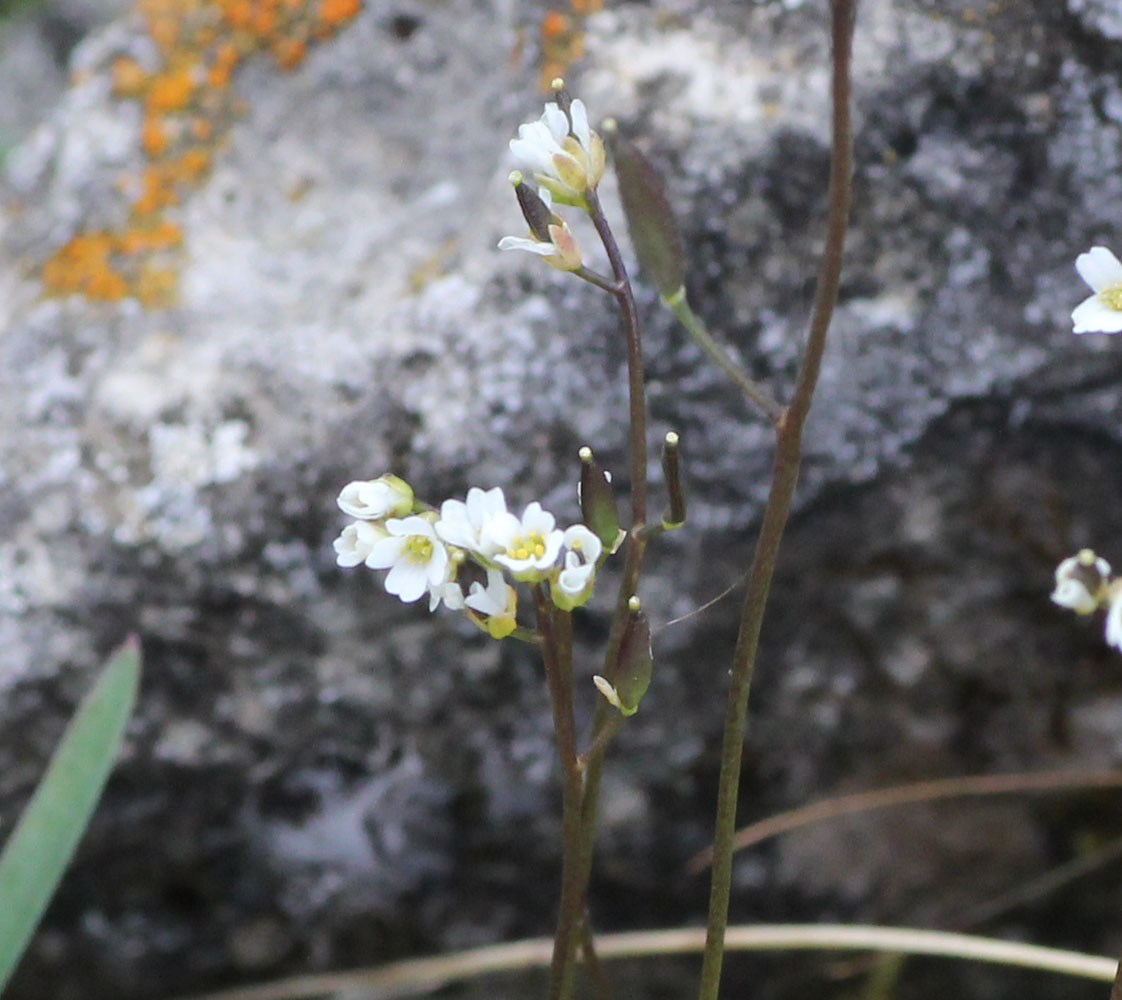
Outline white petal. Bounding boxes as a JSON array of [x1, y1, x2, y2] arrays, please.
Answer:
[[1076, 247, 1122, 293], [542, 102, 570, 141], [1106, 596, 1122, 651], [1072, 296, 1122, 334], [365, 534, 405, 570], [338, 479, 391, 519], [466, 569, 508, 616], [384, 561, 428, 602], [1051, 578, 1097, 614], [520, 502, 557, 536], [498, 236, 556, 256], [568, 99, 590, 150]]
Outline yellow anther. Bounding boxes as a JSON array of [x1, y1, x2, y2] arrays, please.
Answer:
[[1099, 285, 1122, 310]]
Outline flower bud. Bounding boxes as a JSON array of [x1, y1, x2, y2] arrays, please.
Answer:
[[337, 474, 414, 520], [594, 598, 651, 715], [578, 447, 623, 554], [1052, 549, 1111, 615], [512, 171, 556, 243]]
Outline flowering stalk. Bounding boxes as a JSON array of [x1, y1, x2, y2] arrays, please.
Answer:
[[696, 2, 856, 997]]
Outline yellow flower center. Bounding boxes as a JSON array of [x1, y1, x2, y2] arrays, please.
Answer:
[[1098, 284, 1122, 310], [405, 535, 433, 563], [508, 531, 546, 562]]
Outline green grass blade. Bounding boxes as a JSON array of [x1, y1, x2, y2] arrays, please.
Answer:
[[0, 638, 141, 992]]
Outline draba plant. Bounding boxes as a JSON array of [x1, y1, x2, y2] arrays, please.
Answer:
[[333, 3, 857, 998]]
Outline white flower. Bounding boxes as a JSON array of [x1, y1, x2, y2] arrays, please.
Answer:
[[333, 520, 388, 568], [465, 568, 513, 615], [429, 579, 466, 612], [436, 487, 509, 556], [1072, 247, 1122, 334], [365, 515, 450, 603], [427, 549, 467, 611], [464, 569, 519, 639], [1051, 549, 1111, 615], [337, 475, 414, 520], [1106, 589, 1122, 651], [552, 524, 602, 610], [483, 501, 564, 581], [509, 98, 605, 206]]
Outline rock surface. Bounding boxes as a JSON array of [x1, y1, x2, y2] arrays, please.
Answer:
[[3, 1, 1122, 998]]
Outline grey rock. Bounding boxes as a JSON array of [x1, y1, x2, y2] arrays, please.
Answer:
[[2, 1, 1122, 998]]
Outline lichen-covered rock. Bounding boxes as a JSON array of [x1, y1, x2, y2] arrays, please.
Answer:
[[3, 1, 1122, 998]]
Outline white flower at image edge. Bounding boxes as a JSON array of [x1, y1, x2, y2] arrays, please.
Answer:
[[1106, 595, 1122, 652], [436, 487, 509, 556], [1072, 247, 1122, 334], [484, 501, 564, 579], [365, 516, 450, 603]]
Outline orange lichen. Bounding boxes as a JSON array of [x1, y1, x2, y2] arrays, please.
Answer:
[[112, 57, 149, 97], [319, 0, 359, 26], [146, 67, 196, 114], [271, 36, 306, 69], [42, 233, 129, 301], [141, 117, 169, 156], [537, 1, 597, 92], [41, 0, 364, 304]]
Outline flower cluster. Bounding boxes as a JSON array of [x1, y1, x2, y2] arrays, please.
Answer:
[[498, 83, 606, 272], [333, 475, 608, 637], [1051, 549, 1122, 651]]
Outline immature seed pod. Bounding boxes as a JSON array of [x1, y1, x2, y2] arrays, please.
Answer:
[[604, 121, 686, 301]]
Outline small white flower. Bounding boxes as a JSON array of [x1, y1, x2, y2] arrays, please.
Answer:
[[464, 568, 518, 639], [366, 515, 450, 603], [1072, 247, 1122, 334], [483, 501, 564, 581], [337, 475, 414, 520], [1051, 549, 1111, 614], [552, 524, 603, 610], [436, 487, 509, 556], [1106, 588, 1122, 651], [429, 579, 466, 612], [465, 568, 512, 616], [333, 520, 388, 568], [427, 550, 467, 611], [509, 98, 605, 206]]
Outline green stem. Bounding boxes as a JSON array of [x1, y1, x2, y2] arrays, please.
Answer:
[[695, 3, 856, 998], [534, 587, 584, 1000], [666, 291, 784, 424], [579, 912, 614, 1000]]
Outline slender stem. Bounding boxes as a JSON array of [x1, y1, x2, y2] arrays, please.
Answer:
[[667, 292, 784, 424], [178, 924, 1119, 1000], [687, 767, 1122, 872], [577, 711, 624, 771], [551, 188, 656, 997], [534, 587, 584, 1000], [585, 187, 648, 529], [578, 913, 613, 1000], [575, 265, 622, 294], [696, 3, 856, 998]]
